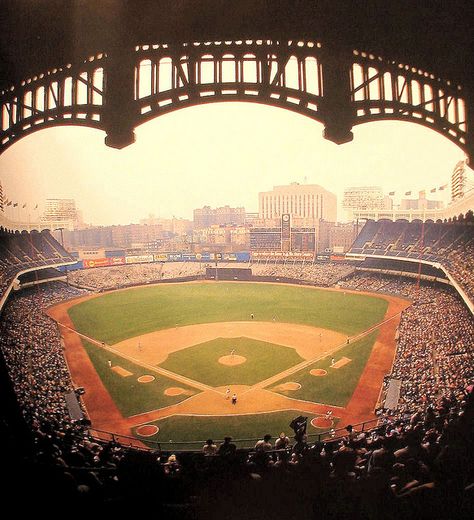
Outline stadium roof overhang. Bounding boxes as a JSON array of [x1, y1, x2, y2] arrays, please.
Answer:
[[1, 1, 473, 157], [2, 1, 473, 92]]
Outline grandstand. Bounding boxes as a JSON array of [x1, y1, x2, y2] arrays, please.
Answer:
[[347, 215, 474, 309], [0, 1, 473, 514], [0, 223, 472, 516], [0, 228, 76, 305]]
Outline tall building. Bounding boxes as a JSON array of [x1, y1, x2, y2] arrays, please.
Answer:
[[193, 205, 246, 229], [41, 198, 78, 229], [342, 186, 392, 221], [258, 183, 337, 223], [451, 160, 466, 201]]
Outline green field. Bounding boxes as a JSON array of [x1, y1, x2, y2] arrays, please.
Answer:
[[68, 282, 389, 444], [159, 336, 304, 386], [133, 410, 338, 450], [68, 282, 388, 344], [82, 340, 198, 416], [270, 331, 379, 407]]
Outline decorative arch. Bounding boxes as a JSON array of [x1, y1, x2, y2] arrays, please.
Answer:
[[0, 40, 471, 160]]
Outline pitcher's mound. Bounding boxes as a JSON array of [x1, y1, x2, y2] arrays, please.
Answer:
[[311, 417, 333, 428], [219, 354, 247, 366], [164, 387, 193, 396], [138, 375, 155, 383], [136, 425, 159, 437], [310, 369, 327, 376], [274, 382, 301, 391]]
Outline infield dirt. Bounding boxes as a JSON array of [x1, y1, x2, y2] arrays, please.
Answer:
[[48, 284, 410, 439]]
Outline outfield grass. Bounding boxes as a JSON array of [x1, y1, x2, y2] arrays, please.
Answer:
[[270, 331, 379, 407], [134, 410, 337, 449], [159, 336, 304, 386], [82, 340, 198, 416], [68, 282, 388, 344]]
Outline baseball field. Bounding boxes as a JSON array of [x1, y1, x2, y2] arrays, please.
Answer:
[[48, 281, 409, 449]]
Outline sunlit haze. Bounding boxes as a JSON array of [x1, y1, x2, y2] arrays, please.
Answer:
[[0, 102, 466, 225]]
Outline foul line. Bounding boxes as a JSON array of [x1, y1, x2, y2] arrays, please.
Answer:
[[55, 322, 221, 395], [55, 308, 404, 404], [244, 310, 405, 395]]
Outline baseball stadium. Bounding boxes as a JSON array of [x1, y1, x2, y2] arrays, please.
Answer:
[[1, 2, 474, 519]]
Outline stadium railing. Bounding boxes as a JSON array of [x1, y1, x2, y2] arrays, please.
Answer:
[[89, 416, 383, 453]]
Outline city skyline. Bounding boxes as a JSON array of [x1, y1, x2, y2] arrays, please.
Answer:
[[0, 102, 467, 226]]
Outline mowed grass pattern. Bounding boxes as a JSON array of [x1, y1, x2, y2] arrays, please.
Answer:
[[271, 331, 379, 407], [68, 282, 388, 344], [82, 341, 198, 416], [159, 337, 304, 386], [135, 410, 334, 449]]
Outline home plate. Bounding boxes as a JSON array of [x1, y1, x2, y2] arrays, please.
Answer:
[[311, 417, 334, 428], [331, 357, 351, 369]]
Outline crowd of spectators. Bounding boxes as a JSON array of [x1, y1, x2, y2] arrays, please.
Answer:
[[66, 261, 355, 291], [251, 261, 355, 286], [0, 265, 473, 515], [0, 282, 88, 426], [340, 272, 474, 414], [348, 218, 474, 305], [67, 261, 206, 291], [0, 228, 74, 301], [446, 238, 474, 302]]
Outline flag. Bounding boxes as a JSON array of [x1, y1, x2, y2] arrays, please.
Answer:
[[389, 191, 395, 196], [405, 191, 412, 196], [430, 188, 437, 193], [439, 184, 448, 191], [13, 203, 18, 207]]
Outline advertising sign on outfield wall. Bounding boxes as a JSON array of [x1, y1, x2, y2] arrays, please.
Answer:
[[252, 251, 314, 261], [153, 254, 168, 262], [108, 256, 125, 265], [125, 255, 154, 264], [83, 258, 111, 269]]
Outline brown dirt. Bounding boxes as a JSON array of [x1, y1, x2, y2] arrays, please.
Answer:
[[136, 425, 160, 437], [337, 295, 411, 427], [112, 366, 133, 377], [218, 354, 247, 366], [112, 321, 346, 365], [273, 382, 301, 391], [164, 387, 194, 396], [137, 375, 155, 383], [48, 284, 410, 437], [331, 357, 351, 369], [310, 369, 327, 376], [312, 417, 334, 429], [46, 298, 139, 440]]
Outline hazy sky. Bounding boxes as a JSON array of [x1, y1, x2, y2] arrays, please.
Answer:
[[0, 102, 468, 225]]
